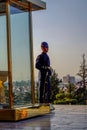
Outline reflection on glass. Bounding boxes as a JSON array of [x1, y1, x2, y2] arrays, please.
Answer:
[[10, 6, 31, 106], [0, 15, 9, 106]]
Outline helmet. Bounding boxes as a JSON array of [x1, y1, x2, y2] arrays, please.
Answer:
[[41, 42, 49, 48]]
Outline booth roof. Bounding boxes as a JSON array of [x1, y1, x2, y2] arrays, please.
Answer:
[[0, 0, 46, 15]]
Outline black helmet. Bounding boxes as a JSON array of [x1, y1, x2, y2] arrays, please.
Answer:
[[41, 42, 49, 48]]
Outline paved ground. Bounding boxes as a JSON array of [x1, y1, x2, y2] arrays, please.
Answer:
[[0, 105, 87, 130]]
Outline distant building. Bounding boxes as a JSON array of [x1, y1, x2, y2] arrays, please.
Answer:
[[63, 75, 76, 84]]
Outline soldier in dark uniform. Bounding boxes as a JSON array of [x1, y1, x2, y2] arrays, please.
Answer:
[[35, 42, 51, 103]]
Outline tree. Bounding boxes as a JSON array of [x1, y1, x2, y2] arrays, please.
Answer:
[[50, 69, 61, 103], [77, 54, 87, 104], [54, 83, 78, 105]]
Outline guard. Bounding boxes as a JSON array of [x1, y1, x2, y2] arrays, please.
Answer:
[[35, 42, 51, 103]]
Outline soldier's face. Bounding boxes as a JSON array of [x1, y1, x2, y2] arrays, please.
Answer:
[[41, 47, 49, 53]]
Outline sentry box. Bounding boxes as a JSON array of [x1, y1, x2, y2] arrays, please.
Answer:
[[0, 0, 50, 121]]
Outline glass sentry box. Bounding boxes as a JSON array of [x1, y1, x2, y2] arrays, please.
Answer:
[[0, 0, 50, 121]]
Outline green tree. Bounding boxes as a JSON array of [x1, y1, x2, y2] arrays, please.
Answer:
[[54, 83, 77, 105], [77, 54, 87, 104], [50, 69, 61, 103]]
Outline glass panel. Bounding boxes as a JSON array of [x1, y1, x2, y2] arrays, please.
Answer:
[[10, 5, 31, 107], [0, 14, 9, 107]]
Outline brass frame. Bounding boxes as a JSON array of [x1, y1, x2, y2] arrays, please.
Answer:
[[6, 0, 13, 109], [29, 3, 35, 104]]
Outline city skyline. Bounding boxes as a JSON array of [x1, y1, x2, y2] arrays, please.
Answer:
[[33, 0, 87, 79]]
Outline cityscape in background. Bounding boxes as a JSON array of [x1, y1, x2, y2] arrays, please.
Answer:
[[59, 74, 81, 91]]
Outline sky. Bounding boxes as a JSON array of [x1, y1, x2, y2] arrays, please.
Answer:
[[32, 0, 87, 79]]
